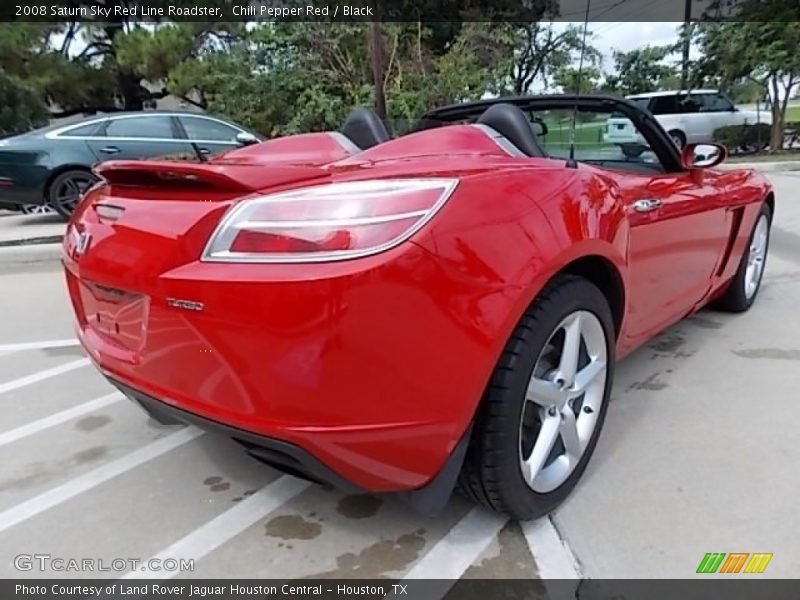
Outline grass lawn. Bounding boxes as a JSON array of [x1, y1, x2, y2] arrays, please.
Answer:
[[540, 120, 611, 150], [786, 105, 800, 123]]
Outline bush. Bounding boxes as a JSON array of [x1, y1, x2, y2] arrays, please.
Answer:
[[713, 123, 771, 153], [0, 72, 49, 138]]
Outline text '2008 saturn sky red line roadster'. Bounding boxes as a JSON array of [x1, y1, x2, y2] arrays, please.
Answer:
[[62, 95, 773, 520]]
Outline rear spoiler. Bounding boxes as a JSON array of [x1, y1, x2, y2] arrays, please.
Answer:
[[93, 160, 329, 192]]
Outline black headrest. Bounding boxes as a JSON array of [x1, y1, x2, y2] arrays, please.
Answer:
[[476, 103, 544, 158], [341, 107, 390, 150]]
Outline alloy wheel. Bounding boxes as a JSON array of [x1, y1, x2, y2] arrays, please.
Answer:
[[744, 214, 769, 300], [21, 204, 56, 215], [519, 310, 608, 493], [52, 173, 95, 214]]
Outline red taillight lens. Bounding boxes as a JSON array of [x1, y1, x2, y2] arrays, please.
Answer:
[[203, 179, 458, 263]]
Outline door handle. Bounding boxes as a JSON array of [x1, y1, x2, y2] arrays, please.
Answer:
[[198, 148, 210, 155], [632, 198, 663, 213], [99, 146, 120, 154]]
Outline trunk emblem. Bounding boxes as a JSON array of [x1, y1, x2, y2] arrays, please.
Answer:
[[166, 298, 205, 312], [72, 230, 92, 257]]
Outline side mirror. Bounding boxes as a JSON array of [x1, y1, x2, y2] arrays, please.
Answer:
[[681, 142, 728, 169], [235, 131, 259, 146]]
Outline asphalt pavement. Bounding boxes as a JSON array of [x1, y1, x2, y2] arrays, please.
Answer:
[[0, 172, 797, 582]]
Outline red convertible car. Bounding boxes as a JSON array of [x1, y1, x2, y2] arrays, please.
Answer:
[[62, 95, 773, 519]]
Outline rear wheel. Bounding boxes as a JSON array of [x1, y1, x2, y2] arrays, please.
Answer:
[[457, 275, 615, 520], [668, 130, 686, 149], [714, 203, 771, 312], [47, 169, 97, 218]]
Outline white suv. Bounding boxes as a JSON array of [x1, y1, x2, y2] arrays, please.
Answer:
[[604, 89, 772, 157]]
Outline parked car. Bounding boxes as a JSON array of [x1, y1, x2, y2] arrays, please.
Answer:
[[605, 89, 772, 157], [0, 111, 261, 218], [63, 96, 773, 520]]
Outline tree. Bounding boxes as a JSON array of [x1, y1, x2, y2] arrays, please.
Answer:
[[504, 23, 601, 94], [0, 72, 49, 137], [692, 19, 800, 151], [554, 66, 601, 95], [604, 46, 677, 95]]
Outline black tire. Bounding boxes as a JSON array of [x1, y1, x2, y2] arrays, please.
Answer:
[[713, 203, 772, 312], [457, 274, 616, 520], [46, 169, 97, 219], [668, 130, 686, 149], [620, 144, 645, 159]]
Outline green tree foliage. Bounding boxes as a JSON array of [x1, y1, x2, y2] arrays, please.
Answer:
[[554, 66, 602, 95], [603, 46, 677, 95], [0, 71, 49, 137], [0, 17, 608, 137]]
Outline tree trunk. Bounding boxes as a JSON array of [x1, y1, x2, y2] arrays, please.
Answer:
[[768, 74, 784, 153], [368, 22, 387, 120]]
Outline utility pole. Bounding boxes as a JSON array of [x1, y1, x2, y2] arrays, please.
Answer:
[[368, 22, 387, 119], [680, 0, 692, 91]]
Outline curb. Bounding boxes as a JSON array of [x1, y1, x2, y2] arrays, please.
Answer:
[[721, 160, 800, 172], [0, 243, 63, 271], [0, 235, 62, 248]]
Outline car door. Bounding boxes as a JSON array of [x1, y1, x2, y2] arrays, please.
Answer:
[[612, 168, 729, 341], [84, 115, 194, 162], [175, 115, 244, 158]]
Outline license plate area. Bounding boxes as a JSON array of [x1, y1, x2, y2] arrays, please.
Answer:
[[78, 281, 149, 353]]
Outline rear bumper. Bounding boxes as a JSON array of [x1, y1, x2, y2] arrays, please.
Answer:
[[64, 235, 499, 494], [109, 377, 361, 491]]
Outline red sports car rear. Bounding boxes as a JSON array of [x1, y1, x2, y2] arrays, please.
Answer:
[[63, 99, 774, 519]]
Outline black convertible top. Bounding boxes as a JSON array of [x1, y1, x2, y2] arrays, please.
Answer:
[[414, 94, 683, 172]]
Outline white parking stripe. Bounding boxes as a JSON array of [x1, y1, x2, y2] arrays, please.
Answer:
[[385, 507, 507, 599], [0, 339, 78, 353], [0, 358, 91, 395], [122, 476, 311, 579], [522, 516, 582, 580], [0, 427, 202, 534], [0, 392, 122, 448]]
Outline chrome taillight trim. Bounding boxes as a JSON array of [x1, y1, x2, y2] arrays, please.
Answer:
[[200, 178, 459, 264]]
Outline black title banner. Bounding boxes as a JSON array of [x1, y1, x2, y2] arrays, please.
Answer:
[[4, 579, 800, 600], [3, 0, 799, 22]]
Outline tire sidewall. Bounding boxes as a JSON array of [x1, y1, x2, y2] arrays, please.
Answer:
[[740, 205, 772, 308], [492, 279, 616, 519]]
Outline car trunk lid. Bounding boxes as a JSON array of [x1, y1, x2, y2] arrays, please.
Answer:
[[65, 160, 330, 362]]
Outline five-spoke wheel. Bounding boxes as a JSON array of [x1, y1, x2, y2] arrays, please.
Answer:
[[521, 310, 608, 493], [47, 169, 97, 219], [458, 275, 615, 520]]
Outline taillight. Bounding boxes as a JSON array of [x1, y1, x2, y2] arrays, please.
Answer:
[[202, 179, 458, 263]]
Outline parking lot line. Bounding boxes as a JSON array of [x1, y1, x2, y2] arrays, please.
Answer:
[[0, 427, 202, 534], [0, 339, 78, 354], [122, 476, 311, 579], [0, 392, 122, 448], [384, 507, 507, 598], [0, 358, 90, 395], [522, 516, 581, 582]]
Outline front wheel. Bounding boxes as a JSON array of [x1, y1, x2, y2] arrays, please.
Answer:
[[714, 203, 771, 312], [458, 275, 615, 520], [620, 144, 645, 159], [21, 203, 56, 215]]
